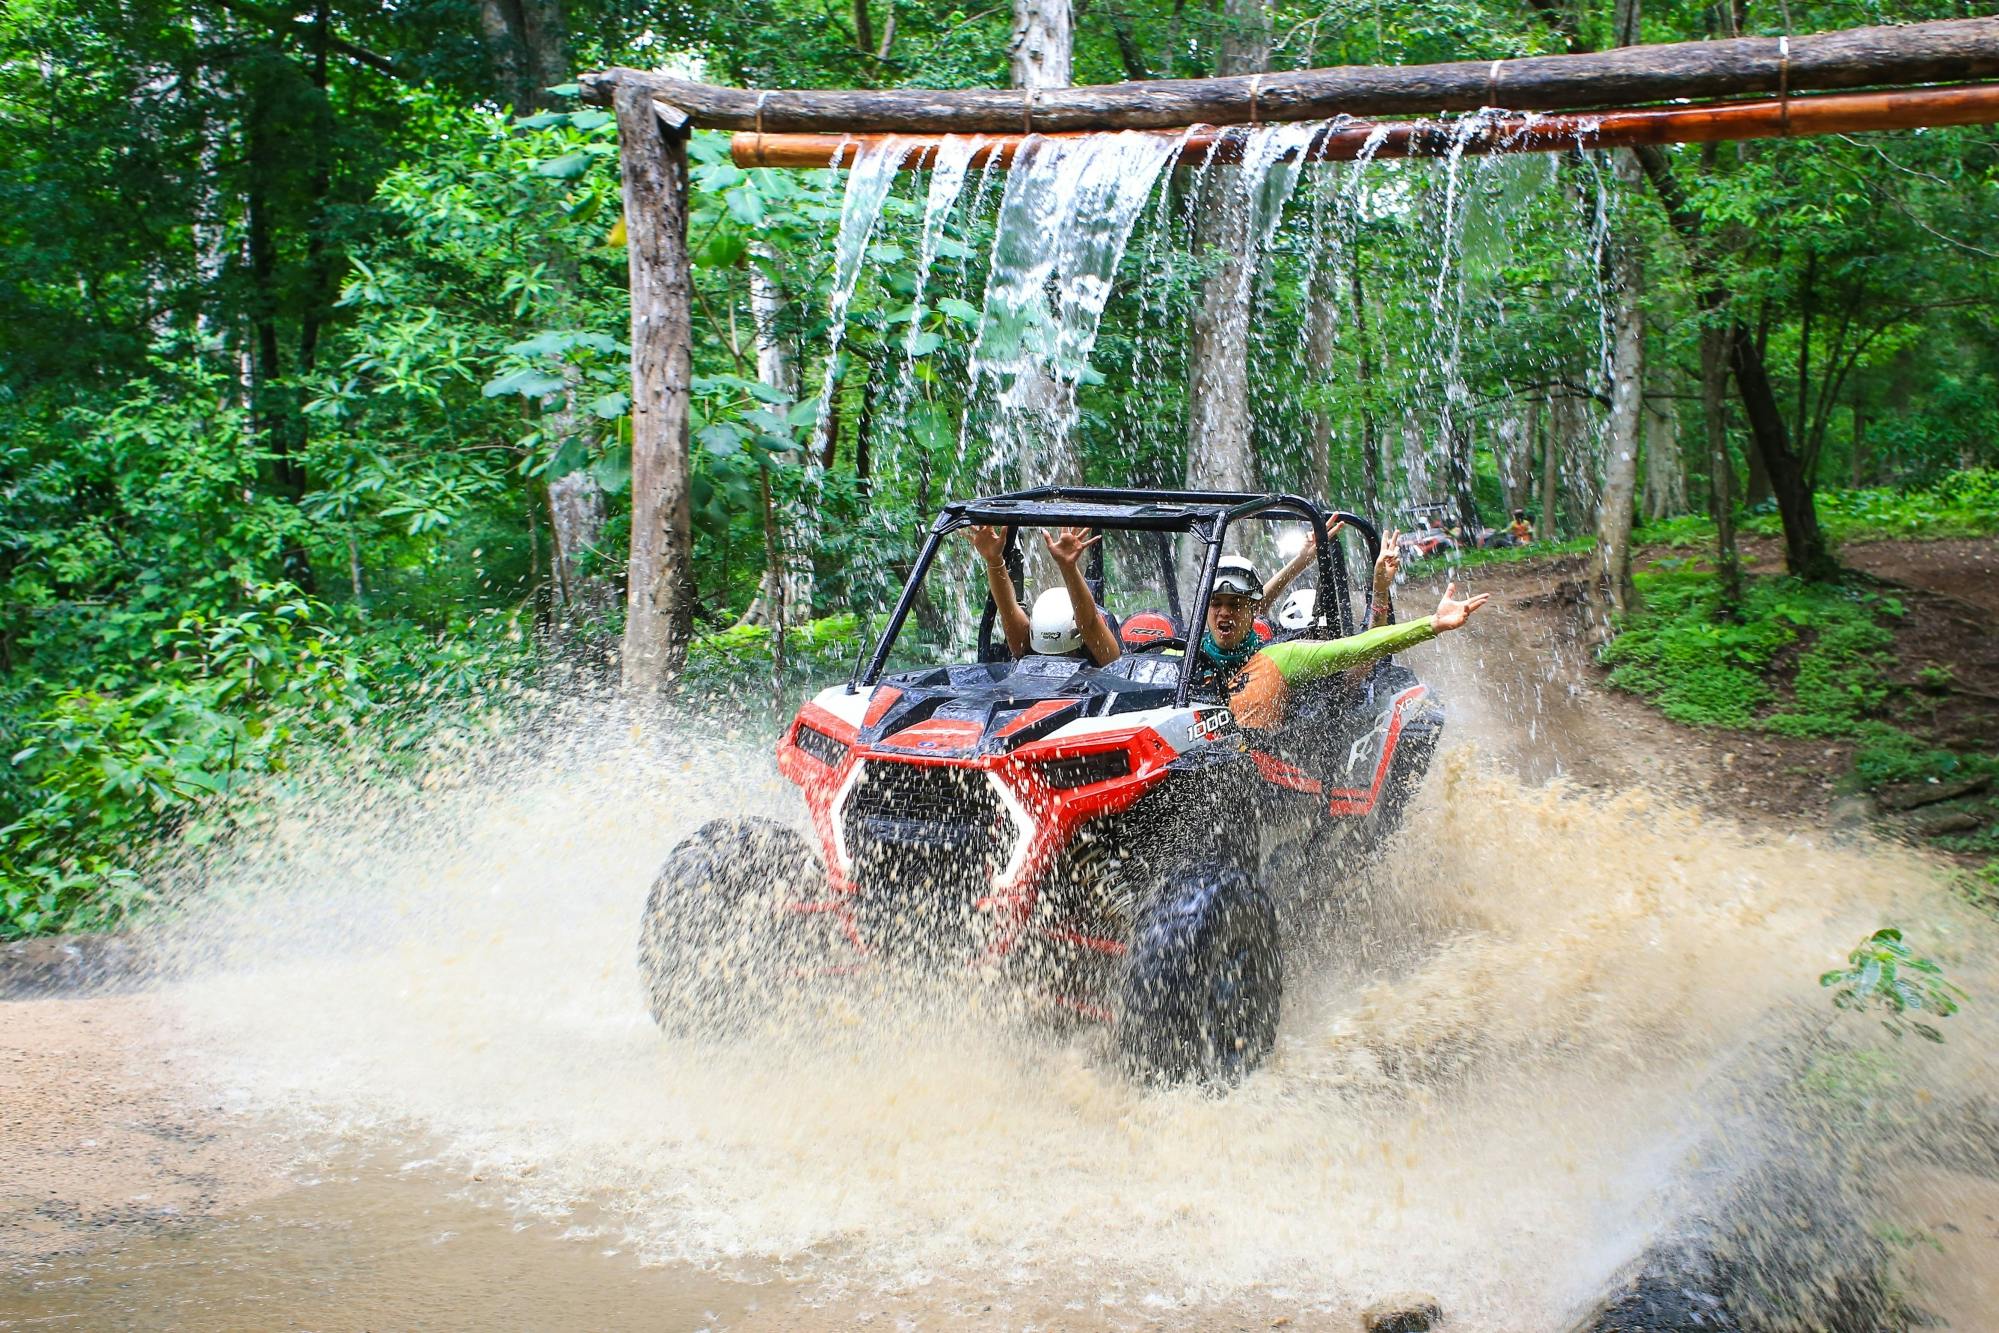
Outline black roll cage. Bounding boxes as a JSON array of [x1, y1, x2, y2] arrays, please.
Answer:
[[850, 487, 1386, 708]]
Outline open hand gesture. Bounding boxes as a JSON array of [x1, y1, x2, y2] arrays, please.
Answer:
[[1042, 525, 1100, 569], [1431, 581, 1490, 632], [966, 524, 1008, 562]]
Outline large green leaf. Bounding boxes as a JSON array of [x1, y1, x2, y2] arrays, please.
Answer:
[[481, 367, 567, 398]]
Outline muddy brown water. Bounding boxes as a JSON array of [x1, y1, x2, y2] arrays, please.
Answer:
[[5, 573, 1996, 1330]]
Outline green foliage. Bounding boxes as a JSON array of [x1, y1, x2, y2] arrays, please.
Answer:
[[1, 583, 533, 939], [1602, 569, 1898, 734], [7, 0, 1999, 940], [1820, 928, 1967, 1044]]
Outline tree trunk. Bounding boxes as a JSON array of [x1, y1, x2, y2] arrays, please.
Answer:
[[544, 365, 614, 620], [479, 0, 570, 114], [547, 470, 611, 616], [1301, 265, 1336, 494], [1183, 0, 1268, 496], [1445, 417, 1479, 537], [1009, 0, 1073, 90], [1642, 398, 1685, 520], [1701, 321, 1743, 611], [1008, 0, 1080, 486], [1849, 396, 1866, 487], [741, 249, 814, 628], [1350, 260, 1381, 516], [1593, 150, 1645, 622], [1540, 392, 1560, 541], [1728, 321, 1837, 578], [615, 90, 695, 692]]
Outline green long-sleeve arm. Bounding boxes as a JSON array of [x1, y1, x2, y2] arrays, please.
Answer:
[[1258, 617, 1440, 683]]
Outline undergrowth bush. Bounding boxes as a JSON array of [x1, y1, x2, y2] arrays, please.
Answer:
[[1601, 569, 1899, 735], [1633, 470, 1999, 554], [2, 584, 536, 938]]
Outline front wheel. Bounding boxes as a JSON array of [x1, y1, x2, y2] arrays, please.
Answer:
[[1119, 865, 1282, 1088], [637, 816, 820, 1038]]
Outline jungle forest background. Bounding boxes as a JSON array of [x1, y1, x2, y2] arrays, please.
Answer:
[[4, 0, 1998, 935]]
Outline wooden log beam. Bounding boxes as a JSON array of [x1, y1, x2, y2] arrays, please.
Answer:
[[728, 82, 1999, 169], [581, 16, 1999, 132]]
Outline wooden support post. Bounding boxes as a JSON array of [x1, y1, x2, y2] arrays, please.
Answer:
[[614, 87, 695, 693]]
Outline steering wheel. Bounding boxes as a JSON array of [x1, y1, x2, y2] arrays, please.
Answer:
[[1127, 636, 1187, 654]]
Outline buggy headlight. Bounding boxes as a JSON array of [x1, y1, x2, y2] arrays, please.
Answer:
[[793, 722, 848, 769], [987, 770, 1038, 891], [1036, 750, 1130, 789]]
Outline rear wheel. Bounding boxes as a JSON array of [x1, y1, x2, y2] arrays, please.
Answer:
[[1119, 864, 1281, 1087], [637, 816, 820, 1037]]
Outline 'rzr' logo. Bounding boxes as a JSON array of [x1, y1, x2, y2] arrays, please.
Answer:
[[1189, 709, 1236, 744]]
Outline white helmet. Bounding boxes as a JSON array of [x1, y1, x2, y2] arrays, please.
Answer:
[[1028, 587, 1082, 654], [1212, 555, 1264, 598], [1276, 587, 1317, 631]]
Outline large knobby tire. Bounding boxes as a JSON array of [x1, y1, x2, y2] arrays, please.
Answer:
[[1119, 865, 1282, 1088], [637, 816, 819, 1038]]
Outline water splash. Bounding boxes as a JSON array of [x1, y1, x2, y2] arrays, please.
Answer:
[[146, 690, 1997, 1327]]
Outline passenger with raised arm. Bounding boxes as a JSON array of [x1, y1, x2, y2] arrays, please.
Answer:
[[965, 524, 1122, 668]]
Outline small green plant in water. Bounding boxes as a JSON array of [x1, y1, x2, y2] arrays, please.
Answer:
[[1820, 927, 1967, 1043]]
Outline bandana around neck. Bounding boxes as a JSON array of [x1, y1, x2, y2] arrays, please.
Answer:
[[1199, 629, 1260, 678]]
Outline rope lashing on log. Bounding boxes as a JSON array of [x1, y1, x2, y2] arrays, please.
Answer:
[[728, 83, 1999, 171], [1779, 35, 1792, 135], [578, 17, 1999, 133]]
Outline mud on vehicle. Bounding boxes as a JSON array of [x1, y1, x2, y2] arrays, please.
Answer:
[[639, 488, 1446, 1086]]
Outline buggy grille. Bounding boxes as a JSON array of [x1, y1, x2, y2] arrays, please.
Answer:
[[840, 760, 1021, 958]]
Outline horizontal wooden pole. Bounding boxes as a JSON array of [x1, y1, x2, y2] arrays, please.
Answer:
[[585, 17, 1999, 133], [728, 83, 1999, 170]]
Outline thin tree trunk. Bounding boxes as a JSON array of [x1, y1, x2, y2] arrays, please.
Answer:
[[615, 91, 695, 691], [1728, 321, 1835, 577], [741, 249, 812, 628], [1183, 0, 1268, 495], [1850, 395, 1866, 486], [1701, 321, 1743, 611], [1009, 0, 1080, 485], [1445, 417, 1479, 538], [1540, 391, 1560, 540], [1352, 259, 1380, 515], [1593, 149, 1645, 622]]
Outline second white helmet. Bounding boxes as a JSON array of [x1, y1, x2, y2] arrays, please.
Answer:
[[1276, 587, 1317, 631], [1029, 587, 1082, 654]]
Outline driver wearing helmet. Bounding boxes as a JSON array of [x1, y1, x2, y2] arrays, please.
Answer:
[[1193, 526, 1487, 729], [966, 525, 1122, 667]]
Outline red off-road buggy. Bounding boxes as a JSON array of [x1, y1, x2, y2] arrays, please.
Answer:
[[639, 488, 1446, 1084]]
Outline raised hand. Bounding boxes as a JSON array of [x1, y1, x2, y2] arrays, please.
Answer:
[[1374, 528, 1403, 589], [966, 524, 1008, 562], [1042, 524, 1100, 569], [1430, 581, 1490, 632]]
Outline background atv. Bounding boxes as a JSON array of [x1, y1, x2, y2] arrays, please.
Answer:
[[640, 488, 1445, 1086]]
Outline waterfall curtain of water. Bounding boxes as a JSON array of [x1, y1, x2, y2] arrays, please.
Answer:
[[801, 117, 1622, 634]]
